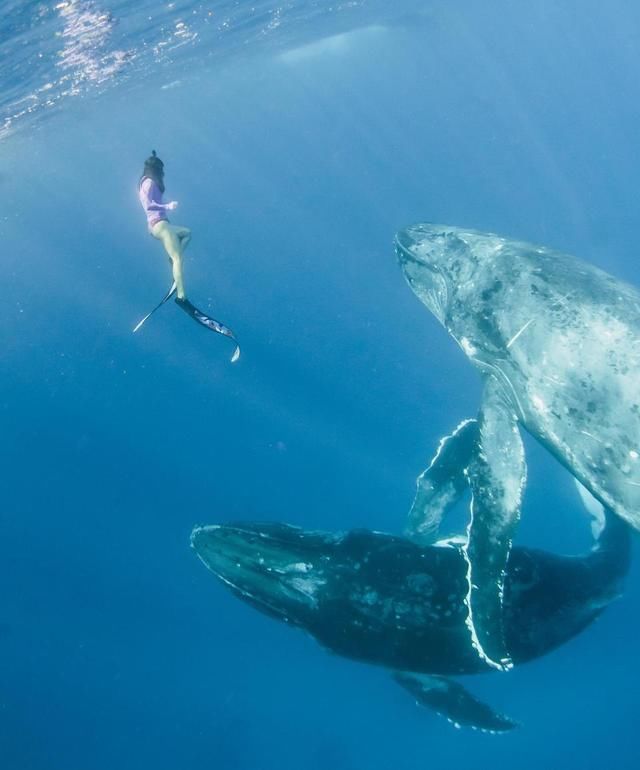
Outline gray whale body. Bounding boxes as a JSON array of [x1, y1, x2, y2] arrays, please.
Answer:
[[396, 224, 640, 670], [191, 509, 629, 732]]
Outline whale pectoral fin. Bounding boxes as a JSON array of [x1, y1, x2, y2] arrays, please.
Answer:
[[393, 672, 518, 733], [464, 379, 526, 671], [406, 418, 479, 543]]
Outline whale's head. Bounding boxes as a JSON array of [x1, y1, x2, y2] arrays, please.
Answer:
[[191, 522, 335, 628], [396, 224, 501, 326]]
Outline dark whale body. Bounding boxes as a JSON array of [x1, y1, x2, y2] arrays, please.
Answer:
[[192, 510, 629, 731]]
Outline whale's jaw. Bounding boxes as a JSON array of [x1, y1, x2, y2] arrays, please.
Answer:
[[396, 227, 451, 325], [191, 522, 333, 625]]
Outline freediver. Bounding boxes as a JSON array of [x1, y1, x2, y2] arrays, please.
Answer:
[[138, 149, 189, 301], [134, 150, 240, 363]]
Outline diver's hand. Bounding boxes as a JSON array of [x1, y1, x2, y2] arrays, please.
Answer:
[[166, 201, 179, 211]]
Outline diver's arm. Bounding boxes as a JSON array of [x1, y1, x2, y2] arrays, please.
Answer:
[[149, 200, 178, 211], [140, 179, 178, 211]]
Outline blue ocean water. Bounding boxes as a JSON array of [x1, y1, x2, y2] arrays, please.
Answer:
[[2, 0, 640, 767]]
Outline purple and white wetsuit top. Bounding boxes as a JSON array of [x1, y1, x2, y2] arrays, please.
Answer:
[[139, 176, 171, 231]]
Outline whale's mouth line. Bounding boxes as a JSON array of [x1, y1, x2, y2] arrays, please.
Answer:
[[397, 250, 422, 266], [396, 245, 437, 272], [191, 524, 329, 622], [193, 543, 312, 621], [398, 254, 449, 326]]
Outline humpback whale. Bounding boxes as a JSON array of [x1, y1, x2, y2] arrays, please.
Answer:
[[396, 224, 640, 670], [191, 497, 629, 732]]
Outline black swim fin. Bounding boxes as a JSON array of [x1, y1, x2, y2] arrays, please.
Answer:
[[175, 296, 240, 363], [133, 281, 177, 333]]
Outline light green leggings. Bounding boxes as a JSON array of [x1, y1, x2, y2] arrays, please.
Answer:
[[151, 220, 192, 299]]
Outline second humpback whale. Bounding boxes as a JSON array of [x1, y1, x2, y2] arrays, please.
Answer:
[[396, 224, 640, 670], [191, 499, 629, 732]]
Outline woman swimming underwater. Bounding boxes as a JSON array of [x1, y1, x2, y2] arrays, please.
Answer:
[[139, 150, 189, 300], [135, 150, 240, 363]]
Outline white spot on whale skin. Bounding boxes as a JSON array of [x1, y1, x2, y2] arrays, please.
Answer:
[[289, 576, 326, 600], [460, 337, 477, 357], [531, 394, 546, 413], [630, 450, 639, 460]]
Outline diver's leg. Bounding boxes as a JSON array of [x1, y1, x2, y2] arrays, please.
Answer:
[[177, 227, 192, 251], [463, 376, 526, 672], [153, 222, 187, 299], [406, 419, 479, 542]]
